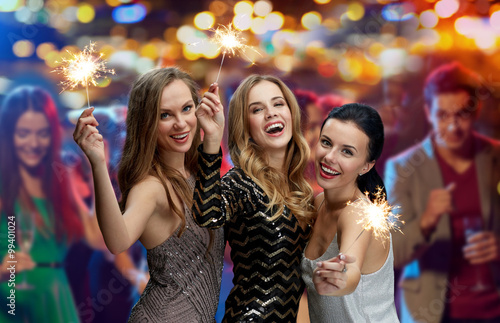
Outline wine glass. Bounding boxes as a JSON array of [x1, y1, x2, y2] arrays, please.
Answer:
[[463, 216, 487, 291], [16, 211, 34, 290]]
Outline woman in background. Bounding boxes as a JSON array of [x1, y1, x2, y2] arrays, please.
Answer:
[[0, 85, 103, 322]]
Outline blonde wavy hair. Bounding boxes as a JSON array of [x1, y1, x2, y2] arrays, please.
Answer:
[[118, 67, 201, 237], [228, 75, 314, 225]]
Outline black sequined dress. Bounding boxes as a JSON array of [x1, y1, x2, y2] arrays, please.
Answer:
[[193, 147, 310, 323], [128, 175, 224, 323]]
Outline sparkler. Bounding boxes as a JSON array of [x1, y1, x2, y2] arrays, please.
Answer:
[[210, 23, 258, 83], [341, 187, 403, 255], [53, 41, 115, 108]]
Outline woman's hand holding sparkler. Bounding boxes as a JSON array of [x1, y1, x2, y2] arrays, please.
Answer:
[[196, 83, 225, 154], [313, 253, 357, 296], [73, 107, 105, 167], [313, 188, 403, 297]]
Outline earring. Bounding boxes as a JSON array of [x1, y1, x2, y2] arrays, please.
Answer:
[[359, 173, 363, 176]]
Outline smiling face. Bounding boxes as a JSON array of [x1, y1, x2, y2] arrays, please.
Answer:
[[315, 118, 373, 192], [14, 110, 51, 169], [247, 80, 293, 155], [157, 79, 197, 155], [428, 90, 475, 151]]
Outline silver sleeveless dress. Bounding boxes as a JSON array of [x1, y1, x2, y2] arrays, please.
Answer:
[[301, 234, 399, 323], [128, 176, 225, 322]]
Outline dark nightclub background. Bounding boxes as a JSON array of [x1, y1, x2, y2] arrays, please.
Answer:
[[1, 0, 500, 322]]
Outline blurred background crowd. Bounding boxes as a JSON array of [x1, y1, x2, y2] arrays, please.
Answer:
[[0, 0, 499, 322]]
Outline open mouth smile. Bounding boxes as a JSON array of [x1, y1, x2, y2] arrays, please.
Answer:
[[264, 122, 284, 136], [320, 163, 341, 178], [170, 131, 190, 142]]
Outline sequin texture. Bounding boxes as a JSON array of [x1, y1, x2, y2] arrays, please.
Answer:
[[128, 175, 225, 323], [193, 148, 310, 322]]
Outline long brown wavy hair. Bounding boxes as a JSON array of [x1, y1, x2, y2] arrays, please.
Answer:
[[228, 75, 315, 225], [118, 67, 201, 237]]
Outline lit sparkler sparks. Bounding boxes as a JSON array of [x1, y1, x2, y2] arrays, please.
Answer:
[[52, 41, 115, 108], [342, 187, 403, 254], [210, 23, 259, 83]]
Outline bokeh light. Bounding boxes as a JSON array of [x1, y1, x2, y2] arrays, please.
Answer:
[[455, 16, 477, 37], [44, 51, 61, 68], [135, 57, 155, 74], [140, 43, 160, 60], [251, 17, 267, 34], [233, 13, 252, 30], [234, 1, 253, 16], [52, 14, 73, 33], [339, 57, 362, 82], [359, 61, 382, 85], [314, 0, 331, 4], [112, 4, 147, 24], [302, 11, 322, 30], [382, 2, 415, 21], [97, 77, 112, 88], [61, 92, 86, 110], [183, 44, 202, 60], [475, 30, 496, 50], [0, 0, 22, 12], [379, 48, 407, 77], [108, 50, 139, 70], [435, 0, 459, 19], [27, 0, 43, 11], [77, 4, 95, 23], [36, 42, 57, 60], [318, 61, 336, 78], [490, 10, 500, 31], [437, 32, 454, 50], [13, 40, 35, 57], [62, 6, 78, 23], [194, 11, 215, 30], [15, 6, 34, 23], [254, 0, 272, 17], [368, 42, 385, 59], [274, 55, 294, 72], [203, 42, 220, 59], [105, 0, 122, 7], [271, 29, 296, 50], [346, 2, 365, 21], [177, 25, 198, 44], [420, 10, 439, 28], [418, 29, 440, 47], [265, 12, 284, 31]]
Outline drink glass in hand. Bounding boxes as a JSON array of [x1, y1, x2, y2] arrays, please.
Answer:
[[463, 216, 487, 291], [17, 212, 34, 290]]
